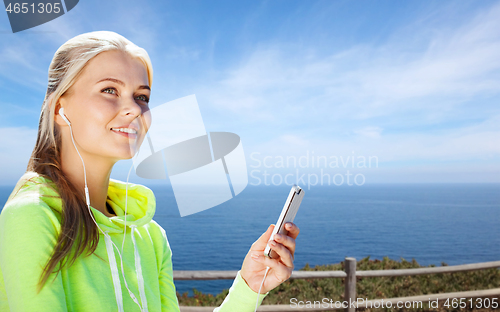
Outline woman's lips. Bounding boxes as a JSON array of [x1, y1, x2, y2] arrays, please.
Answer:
[[111, 129, 137, 139]]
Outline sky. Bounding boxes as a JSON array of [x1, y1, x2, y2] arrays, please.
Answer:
[[0, 0, 499, 186]]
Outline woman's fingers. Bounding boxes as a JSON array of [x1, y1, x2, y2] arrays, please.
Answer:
[[251, 251, 292, 281], [252, 223, 299, 251], [285, 222, 300, 240], [249, 222, 299, 270], [251, 224, 275, 251], [273, 232, 296, 256], [268, 240, 294, 268]]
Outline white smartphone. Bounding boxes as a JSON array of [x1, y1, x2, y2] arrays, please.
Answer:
[[264, 185, 304, 259]]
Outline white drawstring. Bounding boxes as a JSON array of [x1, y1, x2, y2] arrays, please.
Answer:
[[102, 163, 147, 312], [104, 229, 145, 311], [131, 225, 148, 311], [102, 164, 148, 312], [104, 232, 124, 312]]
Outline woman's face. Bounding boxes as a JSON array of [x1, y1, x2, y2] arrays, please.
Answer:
[[56, 50, 151, 162]]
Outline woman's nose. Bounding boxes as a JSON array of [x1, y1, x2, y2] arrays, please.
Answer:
[[123, 96, 143, 118]]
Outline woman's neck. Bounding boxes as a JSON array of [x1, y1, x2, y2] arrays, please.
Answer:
[[60, 145, 116, 217]]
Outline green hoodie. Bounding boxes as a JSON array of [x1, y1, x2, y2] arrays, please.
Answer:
[[0, 171, 267, 311]]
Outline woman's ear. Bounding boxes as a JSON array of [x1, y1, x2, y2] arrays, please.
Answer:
[[54, 99, 68, 127]]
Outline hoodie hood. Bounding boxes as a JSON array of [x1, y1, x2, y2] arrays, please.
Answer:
[[8, 171, 155, 311], [11, 171, 156, 234], [96, 178, 156, 234]]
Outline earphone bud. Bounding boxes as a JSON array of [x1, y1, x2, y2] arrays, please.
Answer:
[[59, 107, 71, 126]]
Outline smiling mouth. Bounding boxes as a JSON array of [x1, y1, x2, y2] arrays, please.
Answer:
[[110, 127, 137, 134], [111, 128, 138, 138]]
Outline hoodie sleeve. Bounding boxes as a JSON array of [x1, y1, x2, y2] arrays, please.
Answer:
[[0, 196, 68, 312], [213, 271, 268, 312], [157, 226, 181, 312]]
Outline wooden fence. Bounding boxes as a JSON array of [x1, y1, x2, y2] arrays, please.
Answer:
[[175, 258, 500, 312]]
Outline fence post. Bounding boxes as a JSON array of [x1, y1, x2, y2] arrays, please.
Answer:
[[344, 257, 357, 312]]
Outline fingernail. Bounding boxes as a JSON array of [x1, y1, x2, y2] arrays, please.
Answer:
[[270, 240, 277, 246], [275, 234, 282, 240], [251, 252, 260, 259]]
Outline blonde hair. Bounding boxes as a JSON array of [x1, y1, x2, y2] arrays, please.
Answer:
[[27, 31, 153, 292]]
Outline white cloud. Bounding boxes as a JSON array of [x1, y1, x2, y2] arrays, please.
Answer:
[[248, 114, 500, 165], [0, 127, 37, 185], [279, 134, 309, 147], [199, 2, 500, 125], [354, 127, 383, 139], [193, 2, 500, 184], [0, 39, 48, 90]]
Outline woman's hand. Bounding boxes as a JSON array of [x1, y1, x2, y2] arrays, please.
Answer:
[[240, 222, 300, 294]]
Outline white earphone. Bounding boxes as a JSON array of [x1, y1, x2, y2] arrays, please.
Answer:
[[59, 107, 71, 126]]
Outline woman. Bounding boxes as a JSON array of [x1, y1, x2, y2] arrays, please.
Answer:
[[0, 31, 299, 312]]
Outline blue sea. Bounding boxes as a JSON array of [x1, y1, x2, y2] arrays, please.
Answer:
[[1, 183, 499, 296]]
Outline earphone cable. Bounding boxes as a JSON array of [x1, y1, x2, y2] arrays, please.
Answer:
[[254, 266, 270, 312], [67, 122, 145, 312]]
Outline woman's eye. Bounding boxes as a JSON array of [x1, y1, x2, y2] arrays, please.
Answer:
[[136, 95, 149, 103], [102, 87, 117, 95]]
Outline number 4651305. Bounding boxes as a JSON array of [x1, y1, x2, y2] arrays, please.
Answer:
[[5, 2, 61, 14], [444, 297, 498, 309]]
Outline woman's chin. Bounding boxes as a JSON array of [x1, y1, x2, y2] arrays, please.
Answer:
[[121, 151, 137, 160], [108, 149, 137, 161]]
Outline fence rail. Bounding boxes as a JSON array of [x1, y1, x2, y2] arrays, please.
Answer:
[[176, 258, 500, 312]]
